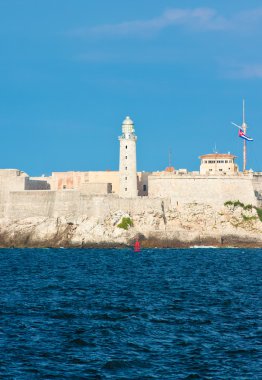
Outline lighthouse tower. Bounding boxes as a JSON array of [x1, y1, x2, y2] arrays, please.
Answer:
[[118, 116, 137, 198]]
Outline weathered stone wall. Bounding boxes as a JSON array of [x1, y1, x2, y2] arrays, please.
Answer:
[[252, 174, 262, 194], [6, 190, 94, 219], [148, 174, 259, 206], [51, 172, 87, 190], [5, 191, 165, 220], [50, 171, 120, 194], [7, 191, 57, 218], [87, 172, 119, 194], [137, 172, 151, 196], [0, 169, 28, 217], [80, 183, 112, 195], [1, 168, 262, 222]]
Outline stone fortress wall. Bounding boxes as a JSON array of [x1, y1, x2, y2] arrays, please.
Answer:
[[2, 168, 165, 220], [0, 116, 262, 221], [148, 171, 261, 207], [0, 167, 261, 221]]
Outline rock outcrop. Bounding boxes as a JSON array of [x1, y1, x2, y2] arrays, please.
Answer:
[[0, 202, 261, 248]]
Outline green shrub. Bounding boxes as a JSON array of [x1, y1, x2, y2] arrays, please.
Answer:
[[225, 200, 262, 222], [233, 200, 245, 208], [243, 204, 253, 211], [225, 200, 247, 209], [117, 217, 133, 230], [242, 213, 257, 222], [255, 207, 262, 222], [224, 200, 234, 206]]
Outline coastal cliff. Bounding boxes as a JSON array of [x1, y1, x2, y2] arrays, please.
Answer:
[[0, 202, 262, 248]]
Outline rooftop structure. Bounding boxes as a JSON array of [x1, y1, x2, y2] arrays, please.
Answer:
[[164, 166, 175, 173], [199, 153, 238, 175]]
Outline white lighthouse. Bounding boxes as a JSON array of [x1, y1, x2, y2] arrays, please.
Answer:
[[118, 116, 137, 198]]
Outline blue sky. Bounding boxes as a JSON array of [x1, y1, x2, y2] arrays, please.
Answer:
[[1, 0, 262, 175]]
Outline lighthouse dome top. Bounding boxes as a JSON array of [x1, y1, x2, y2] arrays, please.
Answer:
[[120, 115, 136, 140], [122, 116, 134, 126]]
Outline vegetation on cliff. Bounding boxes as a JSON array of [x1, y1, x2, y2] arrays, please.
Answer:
[[224, 200, 262, 222], [117, 217, 133, 230]]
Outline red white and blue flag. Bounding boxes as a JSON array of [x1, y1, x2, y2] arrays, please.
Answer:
[[238, 129, 253, 141]]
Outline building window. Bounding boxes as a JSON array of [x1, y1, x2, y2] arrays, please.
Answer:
[[63, 185, 66, 189], [209, 169, 212, 171], [125, 177, 127, 180], [125, 188, 127, 191], [219, 169, 222, 171], [125, 145, 127, 149], [125, 166, 127, 170], [125, 156, 127, 159], [143, 185, 147, 191]]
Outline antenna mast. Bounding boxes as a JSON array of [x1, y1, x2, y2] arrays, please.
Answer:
[[168, 148, 172, 168]]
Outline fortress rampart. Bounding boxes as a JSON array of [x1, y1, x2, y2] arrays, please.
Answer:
[[5, 189, 165, 220], [0, 116, 261, 225], [148, 172, 262, 206], [0, 167, 262, 222]]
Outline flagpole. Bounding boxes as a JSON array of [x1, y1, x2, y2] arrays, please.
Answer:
[[242, 99, 246, 172], [231, 100, 253, 168]]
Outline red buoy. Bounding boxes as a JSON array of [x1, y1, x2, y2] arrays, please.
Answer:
[[134, 240, 141, 252]]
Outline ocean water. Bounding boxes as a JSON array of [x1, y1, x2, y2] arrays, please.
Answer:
[[0, 248, 261, 379]]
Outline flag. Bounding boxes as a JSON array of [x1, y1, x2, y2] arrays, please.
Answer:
[[238, 129, 253, 141]]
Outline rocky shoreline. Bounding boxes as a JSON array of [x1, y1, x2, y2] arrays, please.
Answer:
[[0, 202, 261, 248]]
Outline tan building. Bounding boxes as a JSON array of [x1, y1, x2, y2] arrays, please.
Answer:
[[199, 153, 238, 175], [50, 171, 119, 194]]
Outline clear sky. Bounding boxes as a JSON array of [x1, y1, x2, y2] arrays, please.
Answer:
[[1, 0, 262, 175]]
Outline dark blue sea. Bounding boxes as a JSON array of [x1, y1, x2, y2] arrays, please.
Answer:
[[0, 248, 261, 379]]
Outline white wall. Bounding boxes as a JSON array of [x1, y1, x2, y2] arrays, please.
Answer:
[[148, 174, 259, 206]]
